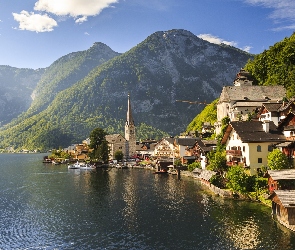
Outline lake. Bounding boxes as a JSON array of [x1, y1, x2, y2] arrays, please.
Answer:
[[0, 153, 295, 249]]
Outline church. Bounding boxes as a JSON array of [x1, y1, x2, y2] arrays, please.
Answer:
[[105, 94, 136, 159]]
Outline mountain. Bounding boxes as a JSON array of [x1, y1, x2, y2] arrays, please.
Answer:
[[0, 66, 44, 126], [0, 29, 253, 151]]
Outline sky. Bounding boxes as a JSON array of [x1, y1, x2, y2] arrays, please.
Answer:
[[0, 0, 295, 69]]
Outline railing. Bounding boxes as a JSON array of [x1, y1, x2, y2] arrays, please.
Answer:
[[226, 150, 242, 156]]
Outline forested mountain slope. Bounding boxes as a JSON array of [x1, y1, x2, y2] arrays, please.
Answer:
[[0, 66, 44, 126], [0, 29, 252, 151]]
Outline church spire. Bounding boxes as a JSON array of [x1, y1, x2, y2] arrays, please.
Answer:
[[126, 93, 134, 126]]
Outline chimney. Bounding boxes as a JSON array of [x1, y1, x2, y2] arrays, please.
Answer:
[[262, 120, 269, 133]]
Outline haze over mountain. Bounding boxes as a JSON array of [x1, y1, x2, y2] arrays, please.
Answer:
[[0, 29, 253, 150]]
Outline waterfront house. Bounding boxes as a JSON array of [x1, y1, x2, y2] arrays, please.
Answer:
[[269, 190, 295, 232], [266, 169, 295, 193], [136, 139, 157, 159], [174, 137, 199, 164], [221, 121, 286, 175], [154, 138, 176, 159]]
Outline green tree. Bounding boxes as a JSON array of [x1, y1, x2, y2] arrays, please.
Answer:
[[267, 148, 291, 170], [207, 145, 227, 172], [174, 158, 182, 167], [187, 161, 201, 172], [114, 150, 124, 161], [89, 127, 108, 161], [226, 166, 254, 194]]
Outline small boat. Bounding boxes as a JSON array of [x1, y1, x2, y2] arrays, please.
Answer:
[[79, 164, 96, 170], [68, 162, 82, 169], [153, 169, 168, 174]]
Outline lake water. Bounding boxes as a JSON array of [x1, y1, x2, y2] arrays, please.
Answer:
[[1, 153, 295, 249]]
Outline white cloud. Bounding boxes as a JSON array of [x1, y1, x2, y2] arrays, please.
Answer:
[[12, 11, 58, 32], [242, 46, 252, 53], [75, 16, 88, 24], [84, 32, 90, 36], [198, 34, 252, 53], [34, 0, 118, 17], [197, 34, 238, 47], [244, 0, 295, 30]]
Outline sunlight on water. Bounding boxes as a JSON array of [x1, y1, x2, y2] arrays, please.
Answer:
[[0, 154, 295, 249]]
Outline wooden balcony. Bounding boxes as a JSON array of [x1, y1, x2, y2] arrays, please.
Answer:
[[226, 150, 242, 156]]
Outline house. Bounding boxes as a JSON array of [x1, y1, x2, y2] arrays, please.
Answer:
[[105, 134, 127, 160], [258, 102, 283, 126], [216, 69, 286, 134], [217, 85, 285, 123], [136, 139, 157, 159], [187, 139, 217, 169], [221, 121, 286, 174], [258, 97, 295, 126], [154, 138, 176, 159], [267, 169, 295, 193], [269, 190, 295, 232]]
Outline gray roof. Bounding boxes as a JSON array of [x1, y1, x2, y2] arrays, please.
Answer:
[[274, 190, 295, 207], [223, 121, 286, 143], [268, 169, 295, 180], [105, 134, 126, 142], [262, 103, 282, 112], [218, 85, 286, 103], [176, 138, 199, 146]]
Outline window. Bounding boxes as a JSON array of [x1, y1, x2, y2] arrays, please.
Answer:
[[258, 158, 262, 163], [243, 146, 245, 152], [268, 145, 273, 152], [257, 145, 261, 152]]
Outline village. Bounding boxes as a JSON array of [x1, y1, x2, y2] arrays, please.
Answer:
[[45, 69, 295, 232]]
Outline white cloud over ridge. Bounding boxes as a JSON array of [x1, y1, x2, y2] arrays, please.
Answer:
[[198, 34, 252, 53], [198, 34, 237, 47], [12, 11, 57, 32]]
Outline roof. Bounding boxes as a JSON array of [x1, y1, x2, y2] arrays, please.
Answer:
[[267, 169, 295, 180], [218, 85, 286, 104], [175, 138, 198, 146], [105, 134, 126, 142], [273, 190, 295, 207], [278, 97, 295, 112], [222, 121, 286, 143], [195, 139, 217, 153], [262, 103, 282, 112]]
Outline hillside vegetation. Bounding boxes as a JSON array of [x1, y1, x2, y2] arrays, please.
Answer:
[[245, 32, 295, 97]]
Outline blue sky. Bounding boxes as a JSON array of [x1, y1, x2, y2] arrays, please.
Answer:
[[0, 0, 294, 69]]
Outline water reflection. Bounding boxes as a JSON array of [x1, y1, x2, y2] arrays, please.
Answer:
[[1, 155, 295, 249]]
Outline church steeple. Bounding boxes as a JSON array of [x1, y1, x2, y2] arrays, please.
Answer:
[[126, 93, 134, 126], [125, 93, 136, 157]]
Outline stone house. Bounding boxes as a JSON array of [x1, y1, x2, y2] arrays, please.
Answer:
[[105, 134, 127, 160], [221, 121, 286, 175]]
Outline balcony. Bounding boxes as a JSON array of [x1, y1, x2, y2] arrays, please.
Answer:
[[226, 150, 242, 156]]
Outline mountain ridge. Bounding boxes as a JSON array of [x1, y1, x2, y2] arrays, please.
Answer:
[[0, 29, 253, 150]]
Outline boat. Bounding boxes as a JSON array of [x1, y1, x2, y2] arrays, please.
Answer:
[[68, 162, 82, 169], [79, 163, 96, 170], [153, 169, 168, 174]]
